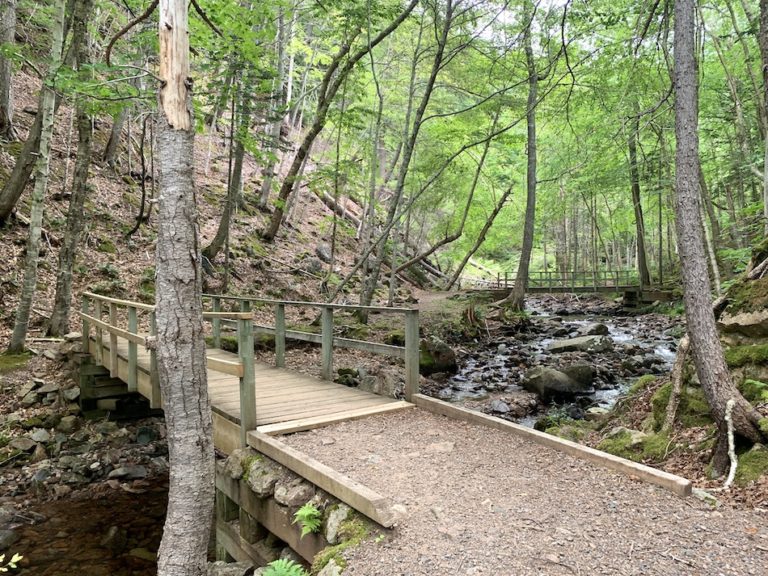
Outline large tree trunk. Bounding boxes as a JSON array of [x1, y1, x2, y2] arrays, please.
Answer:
[[48, 0, 94, 337], [102, 107, 127, 167], [674, 0, 766, 475], [7, 0, 66, 353], [760, 0, 768, 234], [501, 6, 537, 311], [156, 2, 214, 575], [628, 114, 651, 287], [0, 0, 17, 140]]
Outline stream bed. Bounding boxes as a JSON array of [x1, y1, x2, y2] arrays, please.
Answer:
[[432, 295, 682, 427]]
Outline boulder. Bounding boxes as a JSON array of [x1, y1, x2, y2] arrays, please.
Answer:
[[207, 561, 254, 576], [582, 323, 610, 336], [0, 529, 19, 551], [325, 504, 352, 545], [419, 337, 457, 375], [315, 244, 333, 264], [274, 478, 314, 507], [548, 335, 613, 353], [521, 366, 591, 402], [223, 448, 251, 480], [245, 459, 280, 497], [718, 309, 768, 338], [489, 399, 510, 414], [57, 416, 80, 433], [9, 437, 36, 452], [108, 465, 148, 480], [561, 364, 596, 387]]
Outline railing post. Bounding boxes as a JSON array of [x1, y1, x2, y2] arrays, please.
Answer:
[[109, 303, 118, 377], [212, 296, 221, 349], [321, 306, 334, 380], [81, 296, 90, 354], [149, 311, 161, 409], [237, 306, 256, 447], [127, 306, 138, 392], [274, 303, 285, 368], [404, 310, 420, 402], [94, 300, 103, 364]]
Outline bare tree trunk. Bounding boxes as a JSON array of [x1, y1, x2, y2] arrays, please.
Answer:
[[760, 0, 768, 234], [102, 107, 128, 166], [501, 8, 537, 312], [0, 0, 17, 140], [628, 114, 652, 287], [156, 2, 213, 575], [674, 0, 766, 475], [7, 0, 66, 353], [48, 0, 94, 337]]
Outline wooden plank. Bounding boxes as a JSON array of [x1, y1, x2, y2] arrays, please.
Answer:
[[83, 291, 155, 311], [412, 395, 692, 497], [109, 303, 118, 377], [248, 431, 397, 527], [238, 313, 257, 448], [207, 356, 244, 377], [257, 401, 414, 435], [321, 307, 333, 380], [94, 301, 103, 365], [127, 306, 138, 392], [79, 313, 147, 345], [202, 293, 415, 314], [404, 309, 420, 401], [213, 411, 242, 454], [275, 303, 285, 368], [255, 398, 397, 424]]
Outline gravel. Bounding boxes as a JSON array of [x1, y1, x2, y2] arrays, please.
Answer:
[[283, 409, 768, 576]]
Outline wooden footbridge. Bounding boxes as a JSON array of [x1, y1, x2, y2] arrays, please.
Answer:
[[461, 269, 642, 294], [77, 292, 420, 452]]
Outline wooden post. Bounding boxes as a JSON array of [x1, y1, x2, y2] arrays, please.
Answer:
[[94, 300, 103, 364], [149, 311, 161, 408], [404, 309, 420, 401], [212, 296, 221, 349], [504, 272, 508, 289], [81, 296, 90, 354], [127, 306, 138, 392], [238, 301, 256, 447], [109, 302, 118, 377], [320, 306, 333, 380], [274, 303, 285, 368]]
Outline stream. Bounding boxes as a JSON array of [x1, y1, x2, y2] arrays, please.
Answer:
[[433, 295, 682, 427]]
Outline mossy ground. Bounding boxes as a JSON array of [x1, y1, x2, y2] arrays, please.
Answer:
[[723, 277, 768, 315], [0, 353, 32, 374], [311, 515, 371, 575], [734, 446, 768, 486], [739, 379, 768, 405], [725, 344, 768, 368], [628, 374, 657, 396], [651, 382, 713, 430], [596, 430, 674, 463]]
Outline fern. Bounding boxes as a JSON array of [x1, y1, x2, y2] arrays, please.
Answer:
[[262, 558, 308, 576], [292, 503, 323, 538]]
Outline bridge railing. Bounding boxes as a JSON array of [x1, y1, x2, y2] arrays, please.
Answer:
[[527, 269, 640, 291], [79, 292, 257, 446], [202, 294, 420, 402]]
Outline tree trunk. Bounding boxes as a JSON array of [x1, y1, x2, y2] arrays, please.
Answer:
[[501, 8, 537, 312], [102, 107, 128, 167], [628, 114, 651, 287], [674, 0, 766, 475], [156, 2, 214, 575], [760, 0, 768, 234], [0, 0, 17, 140], [48, 0, 94, 337], [7, 0, 66, 353]]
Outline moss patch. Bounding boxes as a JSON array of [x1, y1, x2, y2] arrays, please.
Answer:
[[545, 421, 594, 442], [205, 335, 239, 353], [651, 382, 713, 430], [734, 446, 768, 485], [628, 374, 657, 395], [724, 277, 768, 315], [739, 379, 768, 405], [0, 353, 32, 374], [311, 516, 370, 575], [240, 453, 263, 484], [725, 344, 768, 368], [597, 430, 674, 463]]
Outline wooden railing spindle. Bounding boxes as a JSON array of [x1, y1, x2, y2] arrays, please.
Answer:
[[109, 303, 118, 377], [404, 310, 420, 401], [321, 306, 334, 380], [275, 303, 285, 368], [127, 306, 138, 392]]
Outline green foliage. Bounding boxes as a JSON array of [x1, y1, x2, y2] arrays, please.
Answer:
[[0, 353, 31, 374], [725, 344, 768, 368], [0, 552, 22, 573], [734, 446, 768, 486], [262, 558, 308, 576], [293, 503, 322, 538], [628, 374, 657, 395], [311, 516, 370, 574], [738, 380, 768, 405], [651, 383, 712, 430]]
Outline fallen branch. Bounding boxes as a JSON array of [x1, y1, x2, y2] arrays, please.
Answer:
[[723, 398, 737, 489], [662, 335, 690, 433]]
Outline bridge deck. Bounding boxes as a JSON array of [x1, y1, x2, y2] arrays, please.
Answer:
[[87, 336, 410, 442]]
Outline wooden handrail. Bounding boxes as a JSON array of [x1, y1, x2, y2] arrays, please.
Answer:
[[202, 293, 416, 314]]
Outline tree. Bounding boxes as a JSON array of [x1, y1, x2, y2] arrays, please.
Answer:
[[673, 0, 767, 474], [0, 0, 17, 140], [48, 0, 95, 337], [7, 0, 66, 354], [155, 1, 214, 574]]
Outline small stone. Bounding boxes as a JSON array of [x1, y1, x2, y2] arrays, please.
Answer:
[[585, 407, 610, 421], [325, 504, 352, 545], [207, 561, 255, 576], [223, 448, 250, 480], [52, 484, 72, 498], [42, 350, 61, 361], [100, 526, 128, 555], [489, 400, 510, 414], [32, 468, 51, 483], [64, 332, 82, 342], [320, 438, 336, 446], [108, 465, 148, 480], [136, 426, 157, 445], [9, 437, 36, 452], [0, 529, 19, 551], [62, 387, 81, 402], [17, 381, 40, 398], [30, 444, 47, 463], [29, 428, 51, 443], [94, 421, 118, 435], [56, 416, 80, 433], [20, 391, 39, 407], [128, 548, 156, 562], [317, 559, 343, 576], [245, 459, 280, 497], [274, 478, 314, 507]]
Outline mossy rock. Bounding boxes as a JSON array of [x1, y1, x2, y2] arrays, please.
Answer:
[[597, 430, 673, 463], [311, 515, 370, 574], [545, 421, 593, 442], [97, 239, 117, 254], [651, 382, 713, 430], [738, 379, 768, 405], [734, 445, 768, 486], [725, 344, 768, 368], [722, 277, 768, 315], [628, 374, 657, 395], [205, 335, 239, 353], [383, 330, 405, 346], [0, 352, 31, 374]]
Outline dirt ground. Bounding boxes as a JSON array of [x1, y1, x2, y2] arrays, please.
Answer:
[[283, 409, 768, 576]]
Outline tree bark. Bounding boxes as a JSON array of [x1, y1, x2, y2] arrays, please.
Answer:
[[156, 2, 214, 575], [674, 0, 766, 475], [102, 107, 128, 166], [0, 0, 17, 140], [628, 114, 651, 287], [48, 0, 94, 337], [7, 0, 66, 353], [760, 0, 768, 234], [501, 6, 537, 311]]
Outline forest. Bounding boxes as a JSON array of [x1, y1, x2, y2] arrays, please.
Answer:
[[0, 0, 768, 575]]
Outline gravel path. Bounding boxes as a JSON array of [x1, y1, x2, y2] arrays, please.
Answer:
[[283, 409, 768, 576]]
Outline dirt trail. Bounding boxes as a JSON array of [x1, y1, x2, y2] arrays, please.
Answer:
[[283, 409, 767, 576]]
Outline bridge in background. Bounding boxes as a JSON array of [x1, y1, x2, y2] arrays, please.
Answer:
[[461, 269, 642, 294], [77, 292, 419, 452]]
